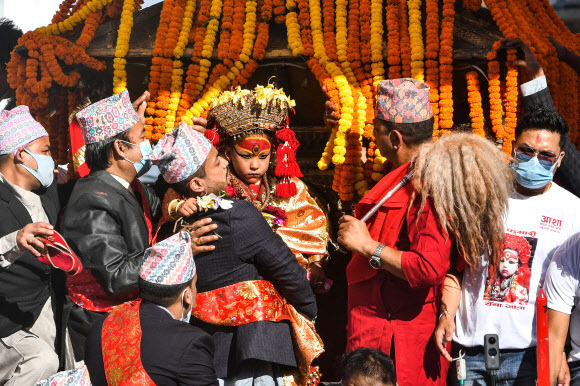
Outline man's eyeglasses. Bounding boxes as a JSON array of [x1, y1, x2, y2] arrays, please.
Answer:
[[514, 145, 561, 167]]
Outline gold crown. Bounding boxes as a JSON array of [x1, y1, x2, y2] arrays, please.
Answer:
[[208, 84, 296, 136]]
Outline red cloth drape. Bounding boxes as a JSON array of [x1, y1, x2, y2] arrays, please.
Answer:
[[101, 300, 155, 385]]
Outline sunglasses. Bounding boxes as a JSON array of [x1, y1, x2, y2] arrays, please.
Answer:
[[514, 145, 561, 168]]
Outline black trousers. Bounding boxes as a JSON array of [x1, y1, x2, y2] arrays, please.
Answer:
[[67, 302, 106, 362]]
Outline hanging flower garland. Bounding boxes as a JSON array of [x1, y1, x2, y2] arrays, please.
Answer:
[[285, 0, 304, 56], [438, 0, 456, 133], [398, 0, 412, 78], [306, 0, 352, 168], [369, 0, 384, 83], [425, 0, 439, 136], [408, 0, 424, 81], [113, 0, 137, 94], [503, 48, 518, 154], [76, 8, 103, 49], [296, 0, 314, 56], [465, 71, 484, 137], [359, 0, 371, 65], [487, 42, 505, 140], [177, 0, 212, 121], [385, 0, 400, 79], [182, 0, 257, 122], [463, 0, 482, 12], [37, 0, 114, 35], [321, 0, 337, 61], [164, 0, 197, 132], [7, 31, 105, 112]]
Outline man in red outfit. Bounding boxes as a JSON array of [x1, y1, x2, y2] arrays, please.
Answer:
[[336, 78, 453, 385]]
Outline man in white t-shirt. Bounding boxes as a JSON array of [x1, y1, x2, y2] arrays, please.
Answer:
[[432, 104, 580, 383], [544, 233, 580, 385]]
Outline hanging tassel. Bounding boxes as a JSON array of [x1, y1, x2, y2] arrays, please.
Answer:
[[204, 127, 220, 146], [274, 118, 302, 198], [275, 176, 297, 198]]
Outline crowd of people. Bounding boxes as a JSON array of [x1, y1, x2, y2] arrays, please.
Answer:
[[3, 13, 580, 385]]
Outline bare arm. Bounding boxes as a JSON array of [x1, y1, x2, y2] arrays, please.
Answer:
[[432, 270, 463, 361], [549, 309, 571, 385]]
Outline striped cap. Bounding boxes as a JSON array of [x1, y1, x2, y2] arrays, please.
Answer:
[[139, 232, 196, 285]]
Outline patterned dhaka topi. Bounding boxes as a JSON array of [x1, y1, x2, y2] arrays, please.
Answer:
[[375, 78, 433, 123], [0, 106, 48, 155], [76, 90, 141, 144], [150, 122, 212, 184], [140, 231, 196, 285]]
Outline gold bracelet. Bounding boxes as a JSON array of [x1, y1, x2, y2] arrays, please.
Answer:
[[168, 199, 183, 219]]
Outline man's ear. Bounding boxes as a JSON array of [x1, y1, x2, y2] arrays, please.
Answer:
[[555, 151, 565, 171], [188, 177, 206, 194], [112, 139, 128, 160], [14, 148, 27, 164], [389, 130, 403, 150]]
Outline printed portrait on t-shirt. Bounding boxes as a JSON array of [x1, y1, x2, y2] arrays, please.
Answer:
[[483, 233, 538, 305]]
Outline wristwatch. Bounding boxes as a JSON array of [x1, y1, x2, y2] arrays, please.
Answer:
[[369, 243, 385, 269]]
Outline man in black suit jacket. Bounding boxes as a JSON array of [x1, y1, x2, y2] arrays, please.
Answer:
[[86, 232, 218, 386], [60, 90, 161, 361], [152, 124, 318, 383], [0, 106, 66, 384]]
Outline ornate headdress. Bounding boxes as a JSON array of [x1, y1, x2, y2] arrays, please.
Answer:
[[205, 84, 302, 198], [502, 233, 532, 265]]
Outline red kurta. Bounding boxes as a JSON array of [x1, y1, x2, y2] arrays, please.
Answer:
[[346, 162, 452, 386]]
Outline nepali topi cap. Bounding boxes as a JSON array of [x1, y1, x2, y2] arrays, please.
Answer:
[[376, 78, 433, 123], [0, 106, 48, 156], [140, 231, 196, 285], [150, 122, 212, 184], [76, 90, 141, 144]]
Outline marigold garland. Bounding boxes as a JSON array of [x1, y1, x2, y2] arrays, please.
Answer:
[[465, 71, 485, 137], [438, 0, 456, 133], [285, 0, 304, 56], [398, 0, 411, 78], [37, 0, 113, 35], [487, 42, 505, 140], [408, 0, 424, 81], [425, 0, 439, 136], [503, 48, 518, 154], [112, 0, 137, 94], [385, 0, 400, 79]]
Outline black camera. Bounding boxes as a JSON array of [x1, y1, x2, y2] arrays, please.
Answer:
[[484, 334, 500, 370]]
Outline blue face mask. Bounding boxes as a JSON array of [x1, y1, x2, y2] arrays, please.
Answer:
[[20, 149, 55, 188], [120, 140, 153, 177], [180, 290, 193, 323], [511, 152, 558, 190]]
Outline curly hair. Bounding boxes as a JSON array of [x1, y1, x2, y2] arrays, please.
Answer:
[[411, 133, 514, 269]]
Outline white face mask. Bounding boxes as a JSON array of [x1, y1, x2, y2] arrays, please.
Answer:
[[180, 290, 193, 323]]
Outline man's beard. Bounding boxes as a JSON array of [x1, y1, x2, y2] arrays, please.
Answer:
[[204, 177, 228, 195]]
